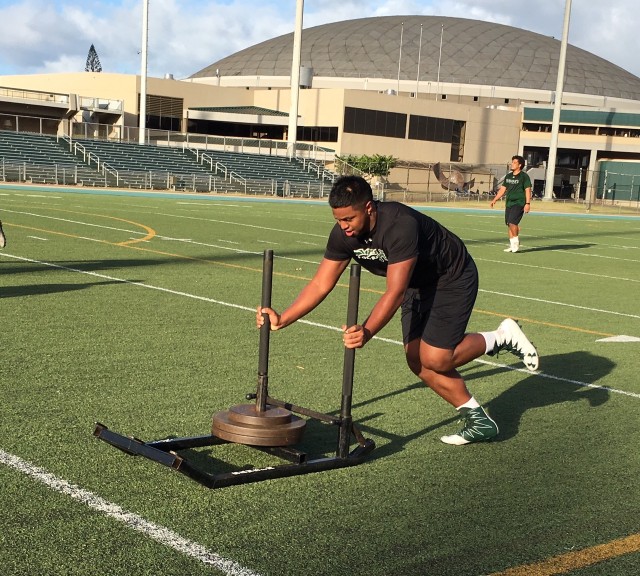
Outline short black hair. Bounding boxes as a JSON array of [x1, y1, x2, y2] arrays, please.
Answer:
[[512, 155, 525, 169], [328, 175, 373, 208]]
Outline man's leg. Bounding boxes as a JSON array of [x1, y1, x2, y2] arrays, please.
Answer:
[[405, 339, 498, 445], [400, 260, 499, 445], [405, 339, 475, 406], [0, 220, 5, 249], [504, 206, 524, 252], [510, 223, 520, 252]]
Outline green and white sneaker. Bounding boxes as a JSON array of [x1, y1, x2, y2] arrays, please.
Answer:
[[0, 220, 5, 249], [440, 406, 499, 445], [490, 318, 539, 371]]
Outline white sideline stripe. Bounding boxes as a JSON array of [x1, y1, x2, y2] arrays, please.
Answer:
[[346, 333, 640, 399], [0, 449, 262, 576], [476, 257, 640, 284], [9, 206, 639, 271], [176, 202, 250, 207], [156, 211, 328, 238], [516, 370, 640, 399], [1, 208, 322, 264], [3, 253, 638, 399], [479, 288, 640, 319]]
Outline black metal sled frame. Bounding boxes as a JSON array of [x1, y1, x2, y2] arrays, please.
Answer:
[[93, 251, 375, 489]]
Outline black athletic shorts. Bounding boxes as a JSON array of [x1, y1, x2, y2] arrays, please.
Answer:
[[400, 256, 478, 350], [505, 204, 525, 226]]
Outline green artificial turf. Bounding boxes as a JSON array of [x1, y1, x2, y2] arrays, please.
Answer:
[[1, 187, 639, 576]]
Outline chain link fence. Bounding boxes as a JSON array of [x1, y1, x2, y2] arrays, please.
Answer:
[[1, 112, 640, 210]]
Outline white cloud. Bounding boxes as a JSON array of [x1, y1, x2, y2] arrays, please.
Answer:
[[0, 0, 639, 79]]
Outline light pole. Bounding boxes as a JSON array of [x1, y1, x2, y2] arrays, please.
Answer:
[[287, 0, 304, 159], [416, 23, 423, 97], [436, 24, 444, 101], [543, 0, 572, 200], [139, 0, 149, 145], [397, 21, 404, 95]]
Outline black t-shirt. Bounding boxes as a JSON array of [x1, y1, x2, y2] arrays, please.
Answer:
[[324, 201, 469, 288]]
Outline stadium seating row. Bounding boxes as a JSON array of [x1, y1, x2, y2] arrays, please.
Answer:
[[0, 130, 333, 195]]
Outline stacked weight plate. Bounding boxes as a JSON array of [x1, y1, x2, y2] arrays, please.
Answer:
[[212, 404, 306, 446]]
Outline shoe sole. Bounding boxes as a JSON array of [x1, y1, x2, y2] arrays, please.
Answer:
[[500, 318, 539, 371], [440, 433, 498, 445]]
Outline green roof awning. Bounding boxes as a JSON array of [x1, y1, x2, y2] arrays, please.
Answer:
[[188, 106, 289, 117]]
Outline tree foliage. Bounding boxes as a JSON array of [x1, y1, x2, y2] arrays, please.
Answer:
[[339, 154, 396, 177], [85, 44, 102, 72]]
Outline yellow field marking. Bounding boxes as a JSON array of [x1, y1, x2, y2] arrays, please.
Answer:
[[8, 222, 155, 247], [489, 532, 640, 575], [6, 222, 616, 338], [115, 221, 155, 245], [3, 208, 156, 246], [473, 308, 615, 338], [52, 208, 157, 245]]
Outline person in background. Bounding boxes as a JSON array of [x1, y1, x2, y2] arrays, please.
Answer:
[[490, 155, 532, 253]]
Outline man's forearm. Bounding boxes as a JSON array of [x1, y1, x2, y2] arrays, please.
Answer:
[[279, 283, 331, 328], [361, 290, 405, 341]]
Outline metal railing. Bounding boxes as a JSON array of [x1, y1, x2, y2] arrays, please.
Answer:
[[4, 122, 640, 208]]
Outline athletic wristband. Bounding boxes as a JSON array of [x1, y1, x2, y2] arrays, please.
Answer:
[[525, 203, 530, 205]]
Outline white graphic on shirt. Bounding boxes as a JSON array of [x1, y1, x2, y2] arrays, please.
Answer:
[[353, 248, 388, 262]]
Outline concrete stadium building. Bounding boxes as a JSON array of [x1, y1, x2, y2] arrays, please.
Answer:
[[3, 15, 640, 200]]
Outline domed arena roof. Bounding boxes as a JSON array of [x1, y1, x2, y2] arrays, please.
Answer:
[[191, 15, 640, 101]]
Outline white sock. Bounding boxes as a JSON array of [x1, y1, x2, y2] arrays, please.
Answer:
[[456, 397, 480, 411], [512, 236, 519, 248], [480, 331, 497, 354]]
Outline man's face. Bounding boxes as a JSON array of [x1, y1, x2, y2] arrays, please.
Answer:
[[332, 201, 372, 238], [511, 158, 522, 171]]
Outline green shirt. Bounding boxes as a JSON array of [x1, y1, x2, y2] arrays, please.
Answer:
[[503, 171, 531, 207]]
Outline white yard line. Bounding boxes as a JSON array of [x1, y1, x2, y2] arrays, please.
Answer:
[[478, 288, 640, 319], [0, 449, 262, 576], [155, 211, 328, 238], [0, 208, 322, 264], [3, 253, 638, 398], [475, 257, 640, 284]]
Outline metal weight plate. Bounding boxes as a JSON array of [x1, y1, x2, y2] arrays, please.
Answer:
[[212, 407, 306, 446], [227, 404, 293, 426]]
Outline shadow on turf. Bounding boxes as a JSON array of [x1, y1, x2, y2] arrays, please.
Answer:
[[1, 280, 129, 298], [516, 242, 595, 253], [154, 418, 362, 476], [121, 352, 614, 473], [465, 225, 640, 247], [484, 351, 613, 442], [349, 351, 613, 457]]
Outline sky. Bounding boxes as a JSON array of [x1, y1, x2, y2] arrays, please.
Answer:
[[0, 0, 638, 80]]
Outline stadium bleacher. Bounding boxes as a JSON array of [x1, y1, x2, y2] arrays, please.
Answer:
[[0, 130, 335, 195], [0, 131, 105, 186]]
